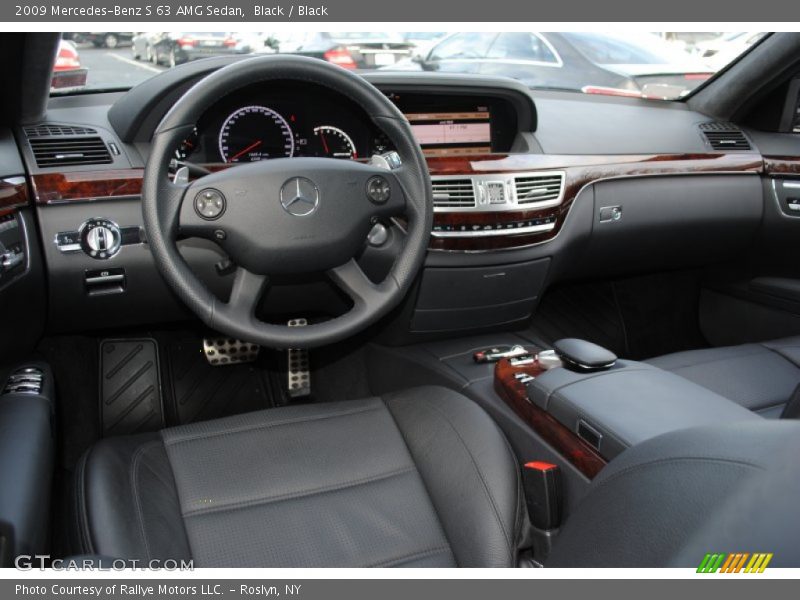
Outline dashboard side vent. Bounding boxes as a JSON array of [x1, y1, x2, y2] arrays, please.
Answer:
[[29, 137, 113, 168], [432, 178, 476, 208], [514, 173, 564, 205], [24, 124, 97, 137], [699, 122, 751, 150]]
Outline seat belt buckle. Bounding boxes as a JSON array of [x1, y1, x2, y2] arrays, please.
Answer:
[[523, 461, 562, 531]]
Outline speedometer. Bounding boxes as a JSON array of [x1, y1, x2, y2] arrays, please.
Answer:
[[218, 105, 295, 163]]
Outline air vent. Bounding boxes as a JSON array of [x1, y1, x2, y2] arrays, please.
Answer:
[[514, 174, 564, 206], [432, 178, 476, 208], [24, 124, 97, 137], [29, 137, 112, 168], [699, 122, 751, 150]]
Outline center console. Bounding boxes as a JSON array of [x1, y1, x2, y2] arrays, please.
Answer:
[[494, 340, 760, 479]]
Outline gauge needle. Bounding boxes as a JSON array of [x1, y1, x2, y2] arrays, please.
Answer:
[[228, 140, 262, 162], [320, 132, 330, 154]]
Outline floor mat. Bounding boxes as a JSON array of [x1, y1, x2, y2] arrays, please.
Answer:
[[530, 271, 709, 360], [530, 281, 629, 357], [307, 341, 371, 404], [37, 336, 102, 469], [99, 338, 165, 436], [163, 337, 283, 425], [614, 271, 708, 359]]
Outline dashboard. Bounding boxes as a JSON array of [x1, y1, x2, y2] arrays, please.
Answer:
[[175, 81, 519, 165], [10, 67, 786, 339]]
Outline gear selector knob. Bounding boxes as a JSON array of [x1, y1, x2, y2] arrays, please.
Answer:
[[553, 338, 617, 372]]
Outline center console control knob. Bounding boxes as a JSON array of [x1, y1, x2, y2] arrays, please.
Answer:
[[80, 218, 121, 259]]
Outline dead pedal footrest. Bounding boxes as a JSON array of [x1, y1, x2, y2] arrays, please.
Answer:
[[100, 338, 165, 436], [203, 337, 260, 366], [287, 318, 310, 398]]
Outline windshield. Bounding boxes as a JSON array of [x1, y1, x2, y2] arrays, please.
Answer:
[[560, 32, 692, 65], [53, 31, 766, 101]]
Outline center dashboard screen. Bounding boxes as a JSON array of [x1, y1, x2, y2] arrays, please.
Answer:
[[405, 108, 492, 157]]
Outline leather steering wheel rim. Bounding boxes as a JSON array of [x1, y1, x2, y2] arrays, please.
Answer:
[[142, 55, 432, 349]]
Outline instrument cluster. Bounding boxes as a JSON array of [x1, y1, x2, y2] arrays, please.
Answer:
[[175, 82, 392, 165]]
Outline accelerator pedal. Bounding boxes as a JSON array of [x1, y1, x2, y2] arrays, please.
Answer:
[[202, 337, 260, 366], [287, 318, 311, 398]]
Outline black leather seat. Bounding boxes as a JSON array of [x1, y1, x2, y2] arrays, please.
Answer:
[[74, 386, 527, 568], [75, 384, 800, 567], [547, 420, 800, 567], [647, 336, 800, 418]]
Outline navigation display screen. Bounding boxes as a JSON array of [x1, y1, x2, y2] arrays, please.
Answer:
[[405, 109, 492, 157]]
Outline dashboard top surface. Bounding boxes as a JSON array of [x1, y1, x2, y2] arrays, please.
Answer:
[[38, 68, 725, 161]]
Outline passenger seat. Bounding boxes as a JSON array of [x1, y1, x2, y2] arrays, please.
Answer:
[[647, 336, 800, 418]]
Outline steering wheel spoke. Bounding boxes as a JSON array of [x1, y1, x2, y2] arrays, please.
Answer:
[[227, 266, 269, 316], [328, 259, 391, 309]]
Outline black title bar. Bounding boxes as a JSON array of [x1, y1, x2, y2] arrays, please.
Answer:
[[3, 0, 798, 22]]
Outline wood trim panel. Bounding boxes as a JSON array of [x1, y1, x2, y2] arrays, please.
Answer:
[[429, 152, 763, 251], [426, 152, 763, 176], [763, 155, 800, 176], [29, 152, 764, 251], [494, 357, 607, 479], [31, 169, 143, 204], [0, 177, 29, 215]]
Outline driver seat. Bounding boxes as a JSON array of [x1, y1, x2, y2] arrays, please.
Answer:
[[74, 386, 527, 567]]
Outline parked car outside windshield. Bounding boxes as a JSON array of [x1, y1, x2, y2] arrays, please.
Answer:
[[53, 30, 766, 101], [391, 31, 719, 99]]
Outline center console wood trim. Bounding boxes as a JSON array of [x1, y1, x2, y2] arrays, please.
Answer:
[[494, 357, 607, 479]]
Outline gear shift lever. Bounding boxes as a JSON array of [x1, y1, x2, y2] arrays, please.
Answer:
[[552, 338, 617, 372]]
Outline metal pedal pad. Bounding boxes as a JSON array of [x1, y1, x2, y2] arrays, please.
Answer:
[[287, 318, 310, 398], [203, 337, 260, 366]]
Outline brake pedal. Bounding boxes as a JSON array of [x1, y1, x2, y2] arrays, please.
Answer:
[[203, 337, 260, 366], [287, 319, 311, 398]]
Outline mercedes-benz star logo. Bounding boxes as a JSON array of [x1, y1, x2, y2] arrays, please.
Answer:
[[280, 177, 319, 217]]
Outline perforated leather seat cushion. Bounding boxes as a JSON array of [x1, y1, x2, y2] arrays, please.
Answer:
[[647, 336, 800, 417], [74, 386, 526, 567]]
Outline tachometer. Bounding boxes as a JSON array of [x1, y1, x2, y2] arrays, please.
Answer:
[[218, 105, 295, 163], [313, 125, 357, 159]]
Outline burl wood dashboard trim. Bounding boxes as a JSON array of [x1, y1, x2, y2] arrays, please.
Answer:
[[29, 153, 763, 250], [31, 169, 144, 204], [0, 177, 29, 216], [763, 155, 800, 176], [427, 152, 763, 251], [494, 357, 607, 479]]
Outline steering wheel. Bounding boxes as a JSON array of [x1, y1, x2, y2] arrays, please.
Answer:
[[142, 56, 432, 348]]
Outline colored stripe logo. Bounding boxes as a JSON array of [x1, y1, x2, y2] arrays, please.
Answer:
[[697, 553, 773, 573]]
